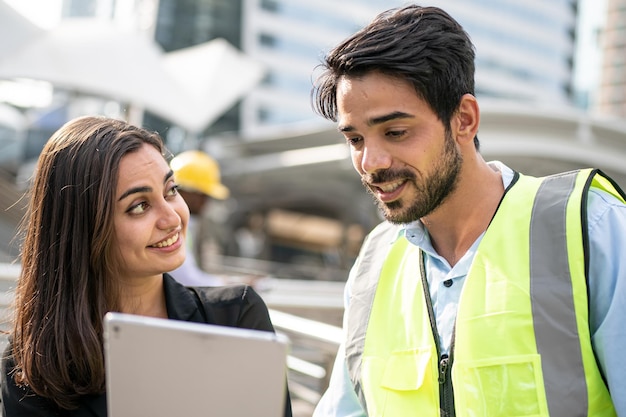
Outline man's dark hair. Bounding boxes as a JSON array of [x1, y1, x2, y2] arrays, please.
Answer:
[[312, 5, 478, 147]]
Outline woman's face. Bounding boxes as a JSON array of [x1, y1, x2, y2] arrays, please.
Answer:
[[113, 143, 189, 282]]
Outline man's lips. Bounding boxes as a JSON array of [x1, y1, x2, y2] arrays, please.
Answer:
[[369, 179, 407, 202], [374, 179, 406, 193]]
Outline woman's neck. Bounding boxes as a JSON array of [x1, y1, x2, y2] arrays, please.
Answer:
[[119, 274, 168, 318]]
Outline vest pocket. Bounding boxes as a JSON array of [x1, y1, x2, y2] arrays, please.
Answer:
[[361, 347, 439, 416], [453, 354, 549, 417]]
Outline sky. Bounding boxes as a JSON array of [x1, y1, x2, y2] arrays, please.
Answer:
[[3, 0, 609, 97]]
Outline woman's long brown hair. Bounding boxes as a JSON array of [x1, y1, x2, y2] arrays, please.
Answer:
[[10, 116, 164, 410]]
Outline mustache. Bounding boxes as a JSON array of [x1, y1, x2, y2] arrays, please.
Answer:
[[363, 168, 416, 184]]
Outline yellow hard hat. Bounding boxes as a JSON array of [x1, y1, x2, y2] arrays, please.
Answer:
[[170, 150, 229, 200]]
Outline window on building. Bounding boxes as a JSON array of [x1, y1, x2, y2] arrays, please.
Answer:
[[259, 33, 276, 47]]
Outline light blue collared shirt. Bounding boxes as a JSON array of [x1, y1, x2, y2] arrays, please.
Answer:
[[313, 162, 626, 416]]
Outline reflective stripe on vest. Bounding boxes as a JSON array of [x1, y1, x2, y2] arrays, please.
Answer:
[[345, 169, 621, 416], [532, 172, 587, 413]]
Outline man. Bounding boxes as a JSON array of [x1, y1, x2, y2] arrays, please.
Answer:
[[169, 150, 229, 286], [311, 5, 625, 416]]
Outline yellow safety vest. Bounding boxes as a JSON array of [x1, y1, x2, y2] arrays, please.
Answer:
[[345, 169, 623, 416]]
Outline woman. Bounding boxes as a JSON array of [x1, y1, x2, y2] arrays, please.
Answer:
[[1, 116, 292, 416]]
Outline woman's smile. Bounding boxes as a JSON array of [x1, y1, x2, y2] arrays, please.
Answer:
[[149, 232, 182, 249]]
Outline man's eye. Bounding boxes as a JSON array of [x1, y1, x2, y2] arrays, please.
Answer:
[[387, 130, 406, 138]]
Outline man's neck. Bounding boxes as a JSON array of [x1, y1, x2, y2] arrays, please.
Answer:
[[423, 162, 504, 266]]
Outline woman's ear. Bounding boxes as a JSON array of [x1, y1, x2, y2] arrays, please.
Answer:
[[454, 94, 480, 146]]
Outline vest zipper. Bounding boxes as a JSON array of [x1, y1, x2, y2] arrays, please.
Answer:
[[419, 250, 456, 417], [438, 354, 449, 384], [439, 351, 455, 417]]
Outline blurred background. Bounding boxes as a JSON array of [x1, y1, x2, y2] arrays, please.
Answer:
[[1, 0, 625, 414], [1, 0, 625, 280]]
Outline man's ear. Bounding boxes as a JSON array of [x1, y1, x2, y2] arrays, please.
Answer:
[[453, 94, 480, 146]]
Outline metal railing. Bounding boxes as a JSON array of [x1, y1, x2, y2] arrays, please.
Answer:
[[269, 308, 342, 406]]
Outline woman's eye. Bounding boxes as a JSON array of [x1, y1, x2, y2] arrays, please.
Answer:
[[127, 202, 149, 215], [346, 136, 362, 146], [166, 184, 180, 198]]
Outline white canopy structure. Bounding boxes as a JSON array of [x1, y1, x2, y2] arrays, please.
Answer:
[[0, 0, 44, 58], [163, 38, 265, 132], [0, 10, 265, 133]]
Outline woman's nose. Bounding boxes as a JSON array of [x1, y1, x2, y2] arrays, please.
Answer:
[[157, 202, 182, 230]]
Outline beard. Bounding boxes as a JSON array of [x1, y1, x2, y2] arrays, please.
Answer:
[[362, 130, 462, 224]]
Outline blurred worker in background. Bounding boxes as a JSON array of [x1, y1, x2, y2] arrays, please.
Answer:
[[169, 150, 229, 286]]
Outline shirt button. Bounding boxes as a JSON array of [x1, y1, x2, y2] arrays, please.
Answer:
[[443, 279, 453, 288]]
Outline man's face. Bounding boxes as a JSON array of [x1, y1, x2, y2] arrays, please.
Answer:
[[336, 72, 462, 224]]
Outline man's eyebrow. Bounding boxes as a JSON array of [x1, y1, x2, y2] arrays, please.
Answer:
[[370, 111, 414, 125], [117, 169, 174, 202], [338, 111, 415, 132]]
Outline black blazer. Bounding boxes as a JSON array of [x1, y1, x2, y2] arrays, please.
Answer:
[[1, 274, 293, 417]]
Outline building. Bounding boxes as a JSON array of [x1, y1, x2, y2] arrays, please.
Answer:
[[3, 0, 585, 135], [240, 0, 578, 133], [139, 0, 580, 134], [597, 0, 626, 119]]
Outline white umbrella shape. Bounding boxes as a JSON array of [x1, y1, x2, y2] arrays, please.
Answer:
[[0, 0, 45, 57], [0, 18, 202, 131], [162, 38, 266, 132]]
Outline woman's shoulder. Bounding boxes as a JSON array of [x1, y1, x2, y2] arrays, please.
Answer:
[[188, 284, 272, 331], [191, 284, 262, 304]]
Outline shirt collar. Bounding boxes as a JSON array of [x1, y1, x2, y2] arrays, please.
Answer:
[[163, 273, 205, 322], [403, 222, 436, 256], [397, 160, 514, 258]]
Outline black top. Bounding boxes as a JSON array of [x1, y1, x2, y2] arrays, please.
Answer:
[[1, 274, 292, 417]]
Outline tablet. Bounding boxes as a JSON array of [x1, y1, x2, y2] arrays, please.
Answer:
[[104, 312, 289, 417]]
